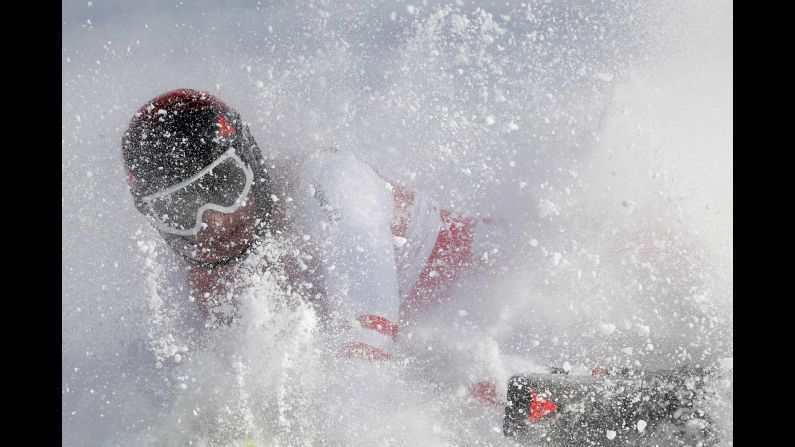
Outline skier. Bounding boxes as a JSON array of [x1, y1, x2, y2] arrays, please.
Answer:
[[122, 88, 498, 362], [122, 89, 722, 445]]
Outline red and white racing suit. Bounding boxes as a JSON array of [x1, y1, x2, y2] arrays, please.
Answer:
[[185, 150, 495, 362]]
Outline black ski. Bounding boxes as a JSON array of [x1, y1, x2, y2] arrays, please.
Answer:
[[503, 366, 721, 446]]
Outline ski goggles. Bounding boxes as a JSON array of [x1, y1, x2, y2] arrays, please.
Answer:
[[140, 148, 254, 236]]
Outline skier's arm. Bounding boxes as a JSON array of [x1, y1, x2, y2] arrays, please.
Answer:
[[295, 150, 401, 360]]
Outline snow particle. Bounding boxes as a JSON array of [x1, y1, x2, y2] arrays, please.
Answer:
[[685, 418, 708, 432], [598, 323, 615, 335], [606, 430, 616, 440], [594, 72, 615, 82], [633, 323, 650, 336], [458, 309, 469, 317], [636, 420, 647, 432], [537, 198, 560, 218]]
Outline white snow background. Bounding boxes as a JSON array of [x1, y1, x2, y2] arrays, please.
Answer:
[[63, 0, 732, 445]]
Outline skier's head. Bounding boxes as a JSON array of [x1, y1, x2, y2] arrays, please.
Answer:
[[122, 89, 271, 264]]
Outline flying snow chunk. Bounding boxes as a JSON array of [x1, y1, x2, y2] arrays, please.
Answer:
[[685, 418, 708, 433], [393, 236, 407, 247], [456, 385, 467, 397], [504, 121, 519, 133], [537, 199, 560, 218], [606, 430, 616, 440], [458, 309, 469, 317], [637, 420, 647, 432], [594, 72, 615, 82], [598, 323, 616, 335], [529, 239, 538, 247]]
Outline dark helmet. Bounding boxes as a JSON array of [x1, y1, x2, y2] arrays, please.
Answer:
[[122, 89, 273, 226], [123, 89, 267, 195]]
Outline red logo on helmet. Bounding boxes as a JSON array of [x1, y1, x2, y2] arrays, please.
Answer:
[[218, 115, 236, 136]]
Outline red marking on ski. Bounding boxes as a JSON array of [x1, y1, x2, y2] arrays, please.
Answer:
[[357, 315, 399, 340], [528, 390, 558, 422], [592, 367, 609, 377], [218, 115, 236, 135], [471, 381, 503, 406]]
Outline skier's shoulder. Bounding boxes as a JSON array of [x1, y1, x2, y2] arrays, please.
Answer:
[[284, 147, 392, 233], [292, 147, 380, 197]]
